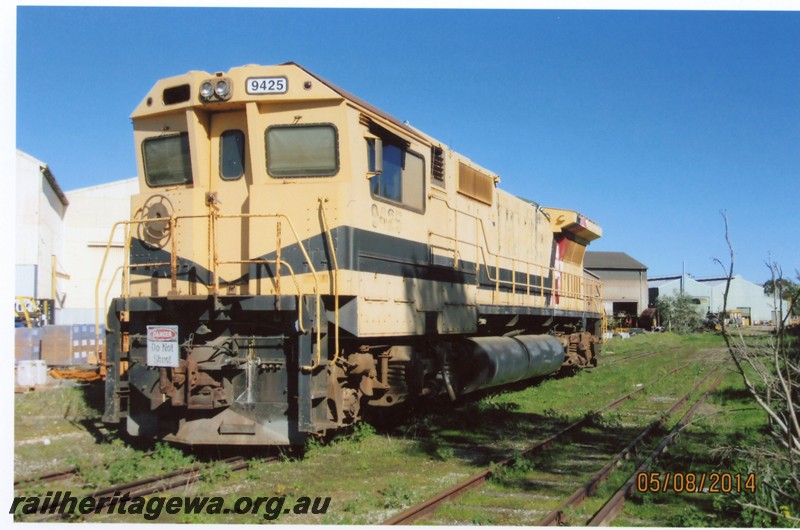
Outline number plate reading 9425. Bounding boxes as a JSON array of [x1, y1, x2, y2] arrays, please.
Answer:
[[246, 77, 288, 94]]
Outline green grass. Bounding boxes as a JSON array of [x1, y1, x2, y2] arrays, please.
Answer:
[[13, 331, 788, 526]]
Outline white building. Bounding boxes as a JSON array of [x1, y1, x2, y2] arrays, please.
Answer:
[[648, 276, 714, 315], [15, 150, 69, 318], [15, 149, 137, 326], [648, 273, 784, 324], [61, 178, 139, 324]]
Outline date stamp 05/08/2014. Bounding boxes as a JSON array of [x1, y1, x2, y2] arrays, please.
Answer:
[[636, 472, 757, 495]]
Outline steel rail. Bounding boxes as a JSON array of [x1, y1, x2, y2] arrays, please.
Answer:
[[603, 350, 660, 365], [585, 371, 726, 526], [537, 365, 723, 525], [29, 455, 280, 522], [14, 467, 79, 488], [86, 456, 251, 499], [381, 360, 694, 525]]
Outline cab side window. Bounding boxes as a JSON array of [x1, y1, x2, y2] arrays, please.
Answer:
[[368, 139, 424, 212]]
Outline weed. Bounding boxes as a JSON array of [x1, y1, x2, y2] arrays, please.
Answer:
[[424, 429, 456, 461], [543, 407, 569, 422], [199, 461, 232, 483], [669, 505, 709, 526], [379, 479, 414, 509], [489, 453, 536, 484], [591, 411, 623, 429], [477, 397, 520, 413], [303, 434, 326, 456], [153, 441, 194, 468], [350, 421, 377, 443], [342, 498, 361, 513], [470, 512, 496, 525]]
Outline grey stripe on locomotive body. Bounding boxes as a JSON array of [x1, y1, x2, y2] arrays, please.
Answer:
[[128, 225, 595, 317]]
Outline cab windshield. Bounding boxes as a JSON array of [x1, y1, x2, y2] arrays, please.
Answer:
[[142, 133, 193, 187]]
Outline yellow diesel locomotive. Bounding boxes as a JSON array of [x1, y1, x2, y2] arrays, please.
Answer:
[[99, 63, 604, 446]]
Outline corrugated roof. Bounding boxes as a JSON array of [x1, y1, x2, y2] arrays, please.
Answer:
[[41, 165, 69, 207], [648, 277, 680, 288], [584, 251, 647, 271]]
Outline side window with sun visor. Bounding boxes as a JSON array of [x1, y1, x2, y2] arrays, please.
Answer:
[[142, 133, 193, 187], [220, 130, 245, 180], [368, 139, 425, 212]]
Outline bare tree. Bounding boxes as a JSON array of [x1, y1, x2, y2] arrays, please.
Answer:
[[716, 212, 800, 524]]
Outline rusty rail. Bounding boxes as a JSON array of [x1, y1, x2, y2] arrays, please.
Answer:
[[14, 467, 79, 488], [29, 455, 282, 522], [538, 365, 723, 525], [381, 361, 694, 525], [86, 456, 250, 499], [585, 371, 727, 526]]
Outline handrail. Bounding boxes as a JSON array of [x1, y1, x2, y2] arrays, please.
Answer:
[[95, 220, 128, 364], [428, 193, 602, 312], [211, 211, 322, 370], [318, 198, 341, 365], [95, 210, 325, 371], [214, 257, 308, 334]]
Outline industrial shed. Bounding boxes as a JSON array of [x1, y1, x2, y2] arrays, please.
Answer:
[[15, 149, 69, 322], [648, 275, 714, 315], [648, 274, 785, 325], [584, 251, 648, 322], [15, 149, 137, 326], [62, 178, 139, 325]]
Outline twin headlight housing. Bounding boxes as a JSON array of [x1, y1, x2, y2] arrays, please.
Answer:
[[199, 78, 232, 102]]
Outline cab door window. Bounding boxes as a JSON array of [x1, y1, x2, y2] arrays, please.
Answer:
[[220, 129, 245, 180]]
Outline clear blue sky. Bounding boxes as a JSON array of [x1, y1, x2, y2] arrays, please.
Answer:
[[12, 5, 800, 284]]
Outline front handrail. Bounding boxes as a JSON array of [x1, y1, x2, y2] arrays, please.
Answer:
[[209, 210, 322, 370], [318, 198, 341, 365], [95, 209, 325, 371]]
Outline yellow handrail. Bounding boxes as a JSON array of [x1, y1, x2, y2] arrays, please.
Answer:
[[428, 193, 602, 313], [95, 210, 325, 371], [318, 198, 341, 365], [212, 211, 322, 370]]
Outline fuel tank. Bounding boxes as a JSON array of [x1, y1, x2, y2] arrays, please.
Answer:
[[456, 334, 565, 395]]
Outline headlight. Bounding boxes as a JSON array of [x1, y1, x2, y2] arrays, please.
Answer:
[[200, 82, 214, 99], [215, 80, 229, 98]]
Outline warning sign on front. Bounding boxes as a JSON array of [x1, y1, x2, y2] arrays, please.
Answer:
[[146, 325, 179, 367]]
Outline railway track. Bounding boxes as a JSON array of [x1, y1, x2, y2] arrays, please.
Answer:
[[20, 455, 279, 522], [84, 456, 253, 499], [15, 338, 724, 524], [382, 360, 713, 525], [536, 368, 725, 526], [13, 449, 157, 490], [14, 467, 80, 488], [584, 370, 725, 526], [603, 350, 660, 365]]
